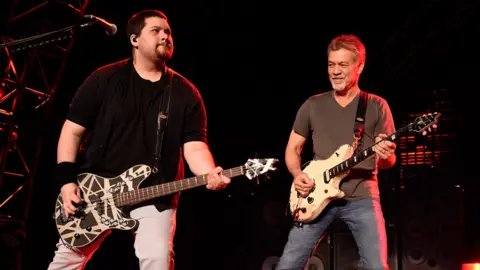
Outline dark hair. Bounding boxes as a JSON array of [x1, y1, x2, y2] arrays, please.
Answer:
[[126, 9, 168, 39], [327, 34, 366, 64]]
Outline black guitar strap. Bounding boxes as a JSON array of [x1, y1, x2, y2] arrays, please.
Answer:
[[352, 90, 368, 152], [152, 68, 174, 174]]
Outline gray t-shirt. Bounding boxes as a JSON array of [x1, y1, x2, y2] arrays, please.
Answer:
[[293, 90, 396, 199]]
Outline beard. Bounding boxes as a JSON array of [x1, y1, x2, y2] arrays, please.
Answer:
[[330, 78, 348, 91], [155, 44, 173, 61], [330, 78, 356, 92]]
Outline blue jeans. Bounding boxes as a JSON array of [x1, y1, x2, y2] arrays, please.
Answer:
[[276, 197, 389, 270]]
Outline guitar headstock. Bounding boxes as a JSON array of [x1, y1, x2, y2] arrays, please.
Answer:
[[412, 112, 441, 134], [244, 158, 278, 179]]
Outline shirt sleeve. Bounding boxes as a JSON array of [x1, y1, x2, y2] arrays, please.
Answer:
[[374, 97, 396, 137], [183, 86, 208, 144], [66, 71, 103, 130], [292, 98, 311, 138]]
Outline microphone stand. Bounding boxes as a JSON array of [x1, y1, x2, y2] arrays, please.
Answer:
[[0, 20, 97, 52]]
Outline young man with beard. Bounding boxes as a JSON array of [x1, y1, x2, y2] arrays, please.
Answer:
[[48, 9, 230, 270], [275, 34, 397, 270]]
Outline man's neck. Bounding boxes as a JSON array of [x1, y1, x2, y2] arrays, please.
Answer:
[[133, 55, 165, 82], [333, 85, 360, 107]]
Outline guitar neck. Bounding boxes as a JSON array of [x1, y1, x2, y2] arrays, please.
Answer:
[[115, 166, 246, 207], [328, 122, 415, 178]]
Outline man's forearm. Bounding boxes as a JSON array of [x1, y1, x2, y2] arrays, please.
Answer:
[[55, 121, 86, 188], [285, 148, 303, 178], [57, 120, 86, 164], [184, 142, 216, 175], [56, 133, 83, 189], [57, 132, 83, 163]]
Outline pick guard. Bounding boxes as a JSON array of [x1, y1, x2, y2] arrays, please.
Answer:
[[289, 144, 351, 223]]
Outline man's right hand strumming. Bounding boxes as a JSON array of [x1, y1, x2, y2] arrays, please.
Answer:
[[293, 172, 315, 198], [61, 183, 83, 217]]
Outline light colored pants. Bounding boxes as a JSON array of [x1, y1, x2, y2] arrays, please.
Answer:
[[47, 205, 177, 270]]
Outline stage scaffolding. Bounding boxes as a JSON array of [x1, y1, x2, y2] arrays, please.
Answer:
[[0, 1, 91, 269]]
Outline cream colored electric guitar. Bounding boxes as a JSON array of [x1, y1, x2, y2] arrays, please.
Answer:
[[289, 112, 441, 224]]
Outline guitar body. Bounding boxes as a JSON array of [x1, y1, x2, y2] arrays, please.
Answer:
[[289, 144, 352, 223], [54, 164, 152, 248]]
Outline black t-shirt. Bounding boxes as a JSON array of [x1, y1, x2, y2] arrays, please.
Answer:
[[67, 58, 208, 211]]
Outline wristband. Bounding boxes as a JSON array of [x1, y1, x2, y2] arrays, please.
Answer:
[[56, 162, 79, 189]]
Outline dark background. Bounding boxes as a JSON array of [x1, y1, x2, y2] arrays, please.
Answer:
[[0, 0, 477, 269]]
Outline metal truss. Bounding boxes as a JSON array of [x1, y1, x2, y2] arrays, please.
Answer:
[[0, 2, 91, 266]]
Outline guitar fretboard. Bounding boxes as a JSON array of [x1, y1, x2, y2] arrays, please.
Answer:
[[114, 166, 246, 207], [328, 122, 415, 178]]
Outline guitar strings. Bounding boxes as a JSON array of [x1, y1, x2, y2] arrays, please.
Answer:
[[72, 162, 271, 213], [78, 166, 249, 208]]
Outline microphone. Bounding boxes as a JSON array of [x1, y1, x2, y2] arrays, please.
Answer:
[[84, 14, 117, 35]]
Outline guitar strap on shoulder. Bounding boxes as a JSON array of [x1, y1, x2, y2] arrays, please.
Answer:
[[352, 90, 368, 152], [152, 67, 174, 174]]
